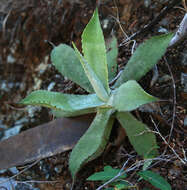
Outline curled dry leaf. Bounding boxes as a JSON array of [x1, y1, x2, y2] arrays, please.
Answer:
[[0, 115, 94, 170]]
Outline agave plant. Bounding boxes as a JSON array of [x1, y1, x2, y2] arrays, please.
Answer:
[[20, 9, 173, 179]]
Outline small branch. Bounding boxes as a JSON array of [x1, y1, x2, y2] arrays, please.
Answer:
[[120, 0, 181, 45], [2, 9, 12, 38], [96, 157, 134, 190], [0, 159, 41, 185], [109, 70, 123, 86], [150, 116, 186, 164], [16, 180, 58, 184], [164, 57, 176, 145], [150, 65, 159, 87], [183, 0, 187, 12], [115, 11, 187, 86], [96, 155, 175, 190]]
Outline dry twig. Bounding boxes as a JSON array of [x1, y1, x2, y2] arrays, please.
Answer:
[[150, 116, 186, 165], [0, 159, 41, 185], [164, 57, 176, 145]]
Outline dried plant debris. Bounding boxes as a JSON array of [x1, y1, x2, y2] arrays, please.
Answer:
[[0, 115, 93, 170]]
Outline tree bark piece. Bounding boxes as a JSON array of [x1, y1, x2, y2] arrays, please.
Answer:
[[0, 115, 94, 170]]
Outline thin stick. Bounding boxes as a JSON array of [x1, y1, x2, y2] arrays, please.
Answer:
[[96, 157, 133, 190], [2, 9, 12, 38], [0, 159, 41, 185], [96, 153, 177, 190], [150, 116, 186, 164], [164, 57, 176, 145], [121, 0, 181, 44], [110, 0, 137, 48], [109, 70, 123, 86], [111, 0, 129, 39], [70, 179, 75, 190], [183, 0, 187, 12], [16, 180, 58, 184]]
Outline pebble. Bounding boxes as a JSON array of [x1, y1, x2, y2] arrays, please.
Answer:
[[47, 82, 56, 91], [158, 26, 168, 33], [184, 116, 187, 127], [54, 164, 63, 174], [144, 0, 151, 8], [181, 73, 187, 92]]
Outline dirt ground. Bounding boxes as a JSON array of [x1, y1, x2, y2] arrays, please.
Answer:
[[0, 0, 187, 189]]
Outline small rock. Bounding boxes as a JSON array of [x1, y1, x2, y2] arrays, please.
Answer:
[[9, 167, 19, 175], [1, 124, 23, 140], [158, 26, 168, 33], [144, 0, 151, 8], [47, 82, 56, 91], [184, 116, 187, 126], [7, 54, 16, 64], [54, 165, 63, 174]]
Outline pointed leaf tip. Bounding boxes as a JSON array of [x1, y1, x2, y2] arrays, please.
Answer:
[[72, 43, 109, 102], [82, 9, 109, 93], [138, 170, 171, 190], [20, 90, 105, 117], [51, 44, 94, 93], [112, 80, 158, 112], [69, 108, 114, 179], [114, 33, 173, 88]]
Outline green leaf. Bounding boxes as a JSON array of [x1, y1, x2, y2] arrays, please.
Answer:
[[51, 44, 93, 93], [82, 8, 109, 92], [114, 33, 173, 88], [73, 43, 109, 102], [116, 112, 158, 158], [20, 90, 105, 116], [111, 80, 158, 112], [52, 108, 96, 118], [106, 36, 118, 82], [87, 166, 127, 181], [69, 108, 114, 179], [138, 170, 171, 190]]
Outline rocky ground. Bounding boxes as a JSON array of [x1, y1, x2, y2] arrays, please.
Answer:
[[0, 0, 187, 189]]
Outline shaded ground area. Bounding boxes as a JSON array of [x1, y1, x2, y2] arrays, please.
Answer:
[[0, 0, 187, 189]]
